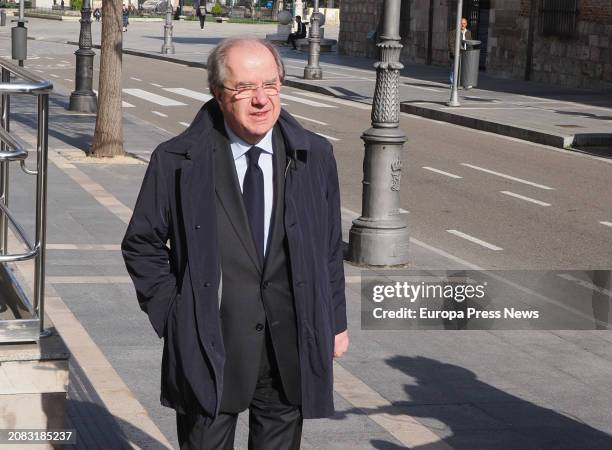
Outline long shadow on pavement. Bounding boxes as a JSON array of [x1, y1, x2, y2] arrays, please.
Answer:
[[334, 356, 612, 449]]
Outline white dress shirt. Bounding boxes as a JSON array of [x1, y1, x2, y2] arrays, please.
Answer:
[[225, 122, 274, 255]]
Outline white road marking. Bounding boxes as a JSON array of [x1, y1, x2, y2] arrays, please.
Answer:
[[405, 85, 442, 92], [122, 88, 187, 106], [45, 56, 54, 60], [49, 74, 59, 78], [600, 221, 612, 227], [179, 122, 190, 127], [423, 166, 463, 179], [61, 60, 70, 64], [281, 103, 288, 106], [290, 114, 328, 126], [315, 132, 340, 142], [130, 77, 142, 82], [500, 191, 551, 206], [34, 69, 43, 73], [94, 89, 134, 107], [280, 93, 336, 108], [461, 163, 555, 190], [399, 208, 409, 213], [286, 90, 371, 110], [64, 78, 73, 82], [163, 87, 212, 102], [152, 111, 168, 118], [151, 82, 163, 87], [557, 273, 612, 297], [447, 229, 504, 251]]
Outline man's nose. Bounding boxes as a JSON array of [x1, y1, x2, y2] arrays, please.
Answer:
[[252, 86, 269, 105]]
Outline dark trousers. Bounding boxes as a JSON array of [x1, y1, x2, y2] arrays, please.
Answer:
[[198, 14, 206, 29], [287, 33, 305, 50], [176, 330, 303, 449]]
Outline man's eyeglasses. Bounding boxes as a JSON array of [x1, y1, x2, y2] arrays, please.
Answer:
[[223, 82, 281, 100]]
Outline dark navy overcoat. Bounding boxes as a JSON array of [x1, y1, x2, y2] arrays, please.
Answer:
[[122, 100, 347, 420]]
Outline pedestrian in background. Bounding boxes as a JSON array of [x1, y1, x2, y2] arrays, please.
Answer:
[[287, 15, 307, 50], [194, 0, 207, 30], [122, 3, 129, 32], [93, 7, 101, 21], [448, 17, 471, 86]]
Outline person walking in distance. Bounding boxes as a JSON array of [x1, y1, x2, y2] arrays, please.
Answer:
[[287, 15, 307, 50], [122, 38, 349, 449], [195, 0, 207, 29], [448, 17, 472, 86], [122, 3, 129, 32]]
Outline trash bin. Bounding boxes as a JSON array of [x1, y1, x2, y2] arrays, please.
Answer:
[[0, 9, 6, 27], [460, 39, 480, 89]]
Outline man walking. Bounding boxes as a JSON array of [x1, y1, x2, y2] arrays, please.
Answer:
[[122, 38, 348, 449], [287, 15, 307, 50]]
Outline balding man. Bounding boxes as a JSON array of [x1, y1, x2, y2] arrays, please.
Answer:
[[122, 38, 349, 449]]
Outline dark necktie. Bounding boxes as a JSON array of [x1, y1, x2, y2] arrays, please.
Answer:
[[242, 146, 265, 263]]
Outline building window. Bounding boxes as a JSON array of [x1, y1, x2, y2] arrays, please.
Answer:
[[539, 0, 578, 37]]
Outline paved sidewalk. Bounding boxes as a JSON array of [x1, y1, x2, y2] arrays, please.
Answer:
[[20, 17, 612, 152]]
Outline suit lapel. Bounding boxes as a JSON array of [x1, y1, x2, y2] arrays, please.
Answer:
[[212, 127, 263, 274]]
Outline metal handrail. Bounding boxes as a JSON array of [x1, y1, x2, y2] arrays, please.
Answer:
[[0, 57, 51, 341]]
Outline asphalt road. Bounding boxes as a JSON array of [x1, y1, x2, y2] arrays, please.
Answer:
[[21, 40, 611, 271]]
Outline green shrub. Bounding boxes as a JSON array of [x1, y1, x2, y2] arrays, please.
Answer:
[[71, 0, 83, 10], [211, 2, 222, 16]]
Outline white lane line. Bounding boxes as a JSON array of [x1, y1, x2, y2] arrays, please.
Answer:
[[405, 85, 442, 92], [45, 56, 54, 60], [461, 163, 555, 190], [152, 110, 168, 118], [422, 166, 463, 179], [600, 221, 612, 227], [34, 69, 43, 73], [130, 77, 142, 82], [286, 90, 371, 110], [557, 273, 612, 297], [280, 93, 336, 108], [399, 208, 409, 213], [316, 132, 340, 142], [500, 191, 551, 206], [151, 82, 163, 88], [61, 60, 70, 64], [49, 74, 59, 78], [123, 88, 187, 106], [163, 87, 212, 102], [64, 78, 73, 82], [447, 229, 503, 251], [179, 122, 190, 127], [290, 114, 328, 126], [94, 89, 134, 107], [281, 103, 289, 106]]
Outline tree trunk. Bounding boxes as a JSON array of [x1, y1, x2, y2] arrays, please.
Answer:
[[90, 0, 124, 158]]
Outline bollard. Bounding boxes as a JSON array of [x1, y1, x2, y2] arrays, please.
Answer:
[[11, 23, 28, 64], [1, 10, 6, 27]]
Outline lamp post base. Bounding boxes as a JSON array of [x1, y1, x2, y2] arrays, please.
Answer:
[[68, 92, 97, 113], [348, 221, 410, 267], [161, 44, 175, 54], [303, 66, 322, 80]]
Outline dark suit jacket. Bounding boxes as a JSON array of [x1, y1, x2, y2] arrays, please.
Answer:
[[448, 29, 472, 58], [122, 100, 347, 420]]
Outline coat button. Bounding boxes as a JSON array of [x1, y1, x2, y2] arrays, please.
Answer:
[[255, 323, 264, 331], [263, 281, 270, 289], [204, 282, 211, 287], [195, 225, 201, 230]]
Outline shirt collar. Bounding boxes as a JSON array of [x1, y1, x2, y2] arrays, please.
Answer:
[[224, 121, 274, 161]]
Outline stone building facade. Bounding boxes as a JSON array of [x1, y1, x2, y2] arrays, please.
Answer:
[[338, 0, 612, 90]]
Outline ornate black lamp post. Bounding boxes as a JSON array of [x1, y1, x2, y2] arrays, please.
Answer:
[[68, 0, 97, 112]]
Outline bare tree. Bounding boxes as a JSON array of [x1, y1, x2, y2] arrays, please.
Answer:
[[90, 0, 125, 158]]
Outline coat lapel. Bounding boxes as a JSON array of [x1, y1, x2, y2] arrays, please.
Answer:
[[212, 128, 263, 274]]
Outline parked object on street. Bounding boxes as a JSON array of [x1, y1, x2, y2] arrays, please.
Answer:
[[461, 40, 480, 89]]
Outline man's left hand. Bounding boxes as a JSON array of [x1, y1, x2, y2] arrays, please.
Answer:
[[334, 330, 349, 358]]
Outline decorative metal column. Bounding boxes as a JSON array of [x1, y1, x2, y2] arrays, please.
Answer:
[[303, 0, 322, 80], [448, 0, 463, 107], [348, 0, 409, 266], [161, 0, 175, 54], [68, 0, 97, 112]]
